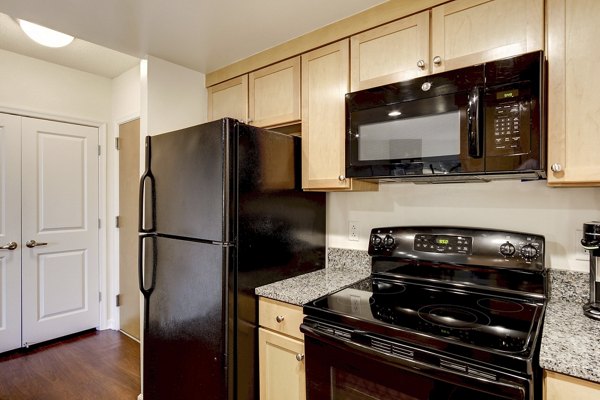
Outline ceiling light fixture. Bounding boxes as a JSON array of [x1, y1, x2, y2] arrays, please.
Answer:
[[18, 19, 74, 48]]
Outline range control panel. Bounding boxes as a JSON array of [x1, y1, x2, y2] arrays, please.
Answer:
[[369, 226, 545, 271]]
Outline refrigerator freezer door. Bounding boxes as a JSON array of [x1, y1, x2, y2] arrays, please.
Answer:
[[148, 119, 235, 242], [142, 235, 232, 400]]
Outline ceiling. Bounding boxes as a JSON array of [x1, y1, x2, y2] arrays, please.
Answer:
[[0, 0, 386, 79]]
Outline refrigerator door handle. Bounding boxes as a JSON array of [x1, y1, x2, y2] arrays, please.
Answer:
[[139, 136, 156, 233], [138, 234, 157, 298]]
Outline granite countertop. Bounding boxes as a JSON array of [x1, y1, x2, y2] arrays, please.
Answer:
[[539, 299, 600, 383], [539, 270, 600, 384], [255, 248, 371, 306], [256, 252, 600, 385]]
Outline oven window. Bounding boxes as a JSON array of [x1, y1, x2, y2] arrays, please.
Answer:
[[357, 111, 460, 161]]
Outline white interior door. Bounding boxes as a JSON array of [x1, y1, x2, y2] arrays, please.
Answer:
[[0, 113, 22, 353], [21, 117, 99, 346]]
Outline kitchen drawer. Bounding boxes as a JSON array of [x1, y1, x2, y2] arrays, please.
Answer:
[[259, 297, 304, 340]]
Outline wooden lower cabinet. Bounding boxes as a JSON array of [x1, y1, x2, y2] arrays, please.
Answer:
[[259, 328, 306, 400], [544, 370, 600, 399], [259, 297, 306, 400]]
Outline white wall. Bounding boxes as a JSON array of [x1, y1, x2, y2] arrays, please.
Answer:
[[0, 48, 111, 122], [143, 55, 207, 136], [328, 180, 600, 272]]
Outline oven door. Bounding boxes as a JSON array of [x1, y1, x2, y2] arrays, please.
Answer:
[[301, 323, 531, 400], [345, 68, 485, 179]]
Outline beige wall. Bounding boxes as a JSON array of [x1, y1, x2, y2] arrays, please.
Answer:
[[328, 180, 600, 272]]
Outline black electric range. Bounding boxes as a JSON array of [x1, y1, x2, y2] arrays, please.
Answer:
[[301, 227, 547, 400]]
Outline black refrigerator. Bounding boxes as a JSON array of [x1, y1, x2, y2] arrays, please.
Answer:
[[138, 118, 325, 400]]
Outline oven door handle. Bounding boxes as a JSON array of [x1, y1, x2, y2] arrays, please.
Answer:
[[300, 323, 526, 400]]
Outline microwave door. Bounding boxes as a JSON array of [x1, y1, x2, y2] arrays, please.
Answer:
[[346, 91, 485, 178]]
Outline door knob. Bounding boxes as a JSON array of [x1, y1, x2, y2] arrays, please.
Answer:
[[0, 241, 17, 250], [275, 315, 285, 323], [26, 240, 48, 248], [295, 353, 305, 362]]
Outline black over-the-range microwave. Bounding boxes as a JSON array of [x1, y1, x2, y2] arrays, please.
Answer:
[[345, 51, 545, 183]]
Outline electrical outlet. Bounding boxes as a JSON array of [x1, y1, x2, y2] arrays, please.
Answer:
[[574, 229, 589, 261], [349, 221, 359, 241]]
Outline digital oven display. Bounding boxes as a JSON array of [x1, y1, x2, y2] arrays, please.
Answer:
[[415, 234, 473, 255]]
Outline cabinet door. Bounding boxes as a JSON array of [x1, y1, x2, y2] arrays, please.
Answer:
[[207, 75, 248, 122], [259, 328, 305, 400], [301, 40, 377, 191], [0, 113, 21, 353], [249, 57, 301, 128], [546, 0, 600, 185], [544, 371, 600, 400], [351, 11, 430, 91], [431, 0, 543, 73]]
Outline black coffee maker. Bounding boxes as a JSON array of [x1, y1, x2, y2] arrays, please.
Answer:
[[581, 221, 600, 320]]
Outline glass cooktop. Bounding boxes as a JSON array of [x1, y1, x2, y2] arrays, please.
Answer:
[[308, 276, 545, 353]]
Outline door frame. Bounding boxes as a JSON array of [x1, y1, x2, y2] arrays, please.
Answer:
[[112, 114, 142, 337], [0, 105, 109, 331]]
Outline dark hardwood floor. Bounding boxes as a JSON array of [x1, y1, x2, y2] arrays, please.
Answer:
[[0, 330, 140, 400]]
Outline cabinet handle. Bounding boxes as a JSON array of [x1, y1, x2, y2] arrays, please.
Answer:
[[417, 59, 426, 70], [338, 175, 346, 182], [246, 119, 253, 124], [275, 315, 285, 323], [550, 163, 562, 173], [295, 353, 305, 362], [433, 56, 442, 66]]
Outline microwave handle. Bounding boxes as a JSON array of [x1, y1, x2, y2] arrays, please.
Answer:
[[467, 87, 483, 158]]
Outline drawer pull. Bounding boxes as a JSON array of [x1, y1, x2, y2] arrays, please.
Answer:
[[275, 315, 285, 323], [296, 353, 305, 362]]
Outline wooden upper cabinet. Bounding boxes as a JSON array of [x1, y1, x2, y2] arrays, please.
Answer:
[[301, 40, 377, 191], [431, 0, 544, 73], [249, 57, 301, 128], [546, 0, 600, 185], [207, 75, 248, 122], [351, 11, 430, 91]]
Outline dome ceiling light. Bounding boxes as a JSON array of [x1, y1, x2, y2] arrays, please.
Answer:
[[18, 19, 74, 48]]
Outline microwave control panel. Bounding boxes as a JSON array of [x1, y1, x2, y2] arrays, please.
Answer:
[[486, 87, 532, 157]]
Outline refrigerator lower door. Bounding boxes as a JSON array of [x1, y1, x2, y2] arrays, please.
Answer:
[[141, 235, 232, 400]]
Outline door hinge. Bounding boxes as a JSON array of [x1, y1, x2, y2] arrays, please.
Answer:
[[98, 218, 101, 229], [115, 137, 120, 150], [116, 294, 121, 307], [99, 292, 102, 302], [98, 145, 101, 156], [115, 216, 120, 228]]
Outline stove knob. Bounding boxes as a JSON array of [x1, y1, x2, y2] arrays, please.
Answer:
[[499, 242, 516, 257], [383, 235, 395, 248], [371, 235, 383, 247], [520, 244, 538, 260]]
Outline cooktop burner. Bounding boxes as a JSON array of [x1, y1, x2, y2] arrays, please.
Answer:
[[311, 277, 543, 353]]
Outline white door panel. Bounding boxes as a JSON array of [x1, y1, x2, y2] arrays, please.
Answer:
[[21, 117, 99, 345], [0, 113, 21, 353]]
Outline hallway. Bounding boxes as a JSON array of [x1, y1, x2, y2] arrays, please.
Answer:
[[0, 330, 140, 400]]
